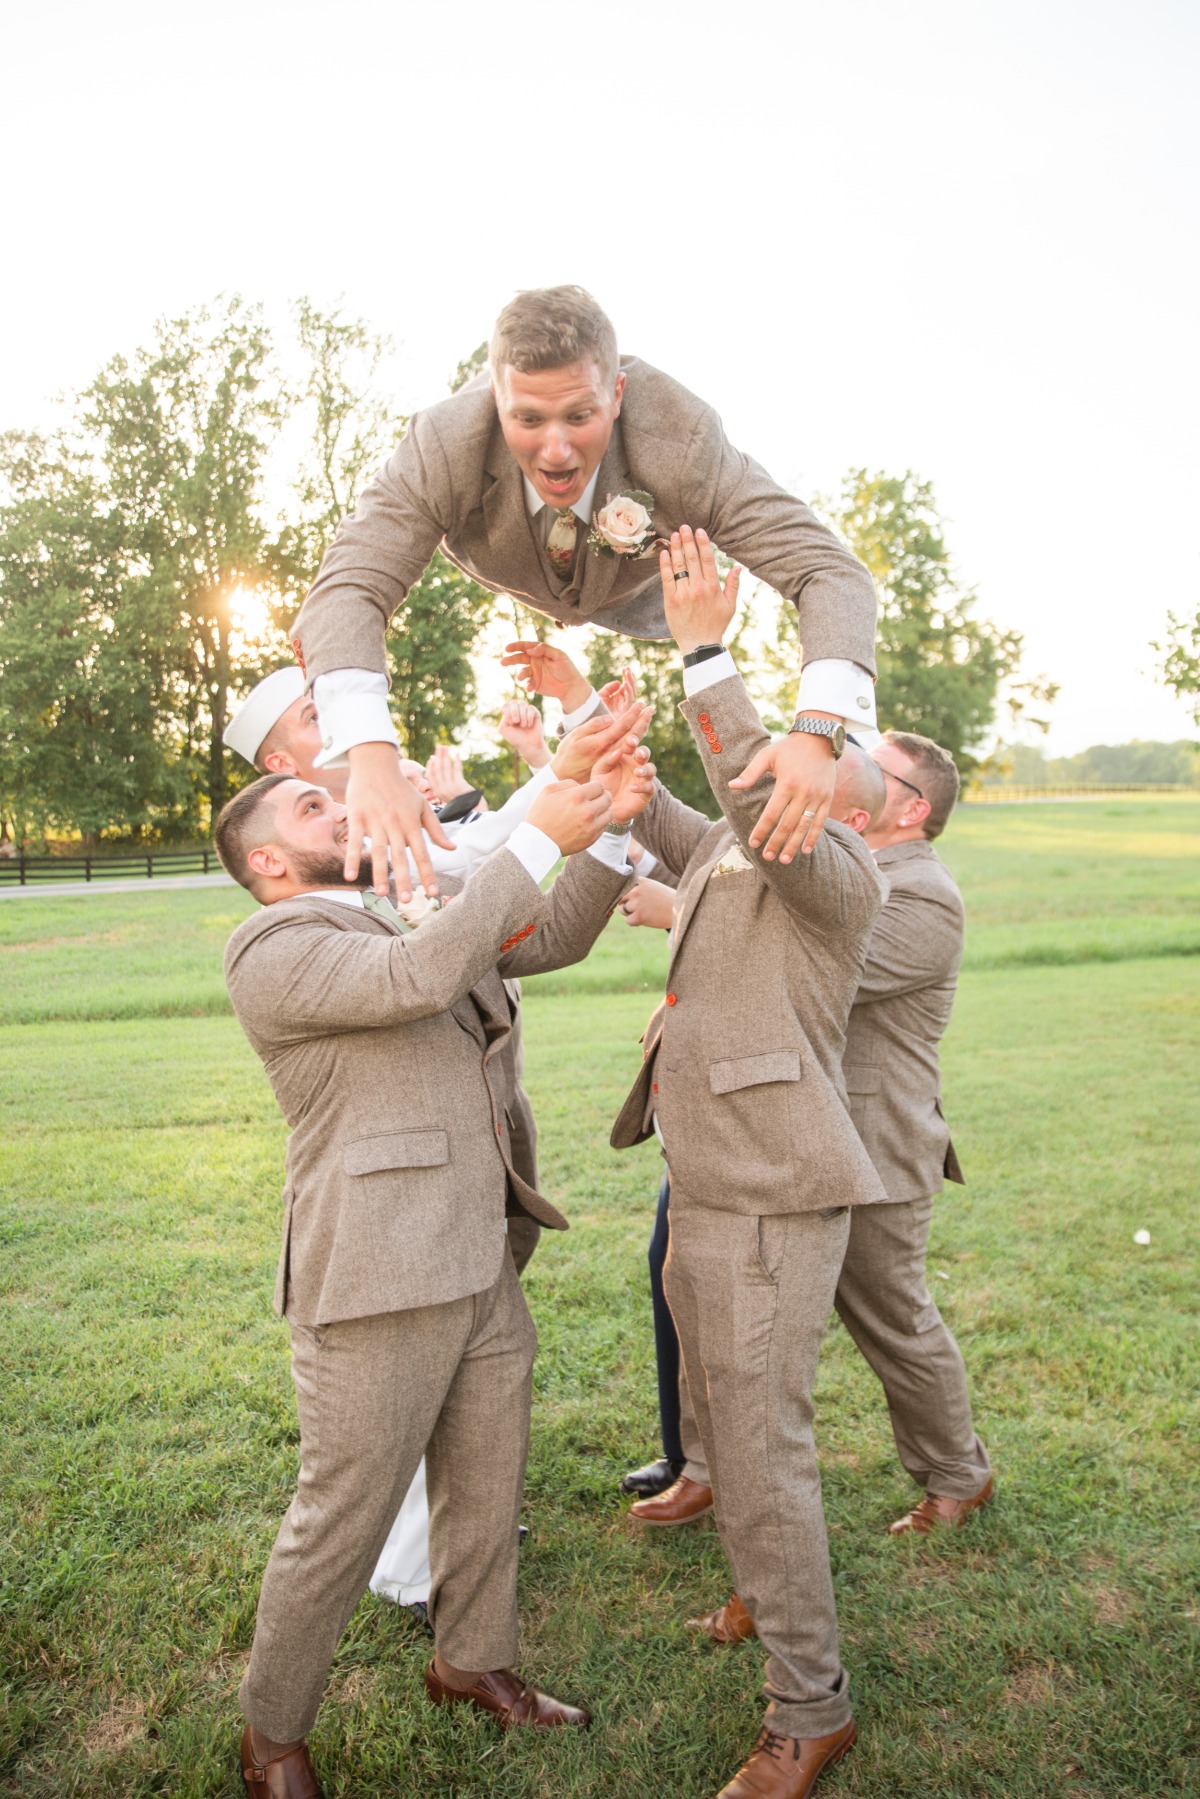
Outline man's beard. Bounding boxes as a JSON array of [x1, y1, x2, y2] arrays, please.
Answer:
[[292, 847, 370, 891]]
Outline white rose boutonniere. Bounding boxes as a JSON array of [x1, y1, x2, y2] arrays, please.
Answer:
[[588, 490, 660, 560], [394, 890, 441, 929]]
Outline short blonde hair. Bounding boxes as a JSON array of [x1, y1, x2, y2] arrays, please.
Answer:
[[490, 286, 618, 386], [883, 731, 960, 839]]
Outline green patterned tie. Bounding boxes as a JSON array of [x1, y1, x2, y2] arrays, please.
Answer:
[[362, 889, 414, 933]]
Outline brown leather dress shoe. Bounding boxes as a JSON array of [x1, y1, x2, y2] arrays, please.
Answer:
[[423, 1661, 590, 1729], [687, 1591, 757, 1644], [889, 1475, 995, 1536], [628, 1474, 714, 1525], [716, 1719, 857, 1798], [240, 1725, 326, 1797]]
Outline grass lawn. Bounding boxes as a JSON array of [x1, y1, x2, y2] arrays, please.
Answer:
[[1, 800, 1198, 1797]]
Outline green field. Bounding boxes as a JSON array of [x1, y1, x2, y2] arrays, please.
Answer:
[[1, 800, 1198, 1797]]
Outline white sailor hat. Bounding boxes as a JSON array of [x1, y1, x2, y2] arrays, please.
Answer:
[[223, 667, 307, 765]]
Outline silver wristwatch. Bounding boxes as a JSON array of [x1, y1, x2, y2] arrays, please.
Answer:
[[788, 715, 847, 759], [603, 819, 630, 836]]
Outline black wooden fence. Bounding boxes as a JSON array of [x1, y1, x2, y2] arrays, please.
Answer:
[[0, 849, 220, 886]]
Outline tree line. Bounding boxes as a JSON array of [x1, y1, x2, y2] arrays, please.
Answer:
[[0, 297, 1058, 846]]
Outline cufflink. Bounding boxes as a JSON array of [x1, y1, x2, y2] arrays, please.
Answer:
[[323, 735, 333, 748], [857, 696, 871, 711]]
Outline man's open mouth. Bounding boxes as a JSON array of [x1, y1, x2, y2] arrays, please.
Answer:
[[539, 468, 579, 493]]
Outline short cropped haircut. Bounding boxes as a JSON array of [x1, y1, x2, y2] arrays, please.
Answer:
[[213, 772, 292, 893], [490, 286, 619, 387], [883, 731, 960, 839], [838, 744, 887, 830]]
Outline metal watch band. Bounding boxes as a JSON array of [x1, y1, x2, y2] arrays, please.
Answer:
[[789, 716, 837, 739], [788, 715, 846, 758]]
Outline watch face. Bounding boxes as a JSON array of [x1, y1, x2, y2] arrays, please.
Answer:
[[832, 724, 847, 755]]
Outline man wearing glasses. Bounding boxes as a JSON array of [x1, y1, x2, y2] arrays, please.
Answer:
[[677, 730, 993, 1647], [832, 730, 993, 1537]]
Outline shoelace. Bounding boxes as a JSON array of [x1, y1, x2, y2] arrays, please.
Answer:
[[755, 1728, 799, 1765]]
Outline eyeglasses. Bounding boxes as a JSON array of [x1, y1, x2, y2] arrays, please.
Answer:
[[882, 767, 923, 800]]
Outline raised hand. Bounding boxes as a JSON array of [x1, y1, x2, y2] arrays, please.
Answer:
[[501, 640, 593, 712], [424, 744, 473, 802], [499, 699, 551, 769], [525, 779, 613, 855], [552, 701, 654, 782], [658, 524, 741, 653], [593, 738, 656, 824], [344, 743, 455, 901], [598, 667, 638, 714]]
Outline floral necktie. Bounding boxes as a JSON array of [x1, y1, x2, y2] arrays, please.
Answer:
[[543, 507, 580, 579]]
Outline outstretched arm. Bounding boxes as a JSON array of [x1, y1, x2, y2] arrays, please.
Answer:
[[658, 530, 881, 936]]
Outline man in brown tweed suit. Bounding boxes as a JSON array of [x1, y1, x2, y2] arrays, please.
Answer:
[[611, 526, 888, 1799], [289, 285, 878, 910], [213, 756, 645, 1797], [836, 730, 993, 1531], [633, 731, 993, 1548]]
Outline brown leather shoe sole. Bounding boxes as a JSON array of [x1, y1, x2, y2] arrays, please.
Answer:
[[628, 1475, 714, 1526], [240, 1724, 326, 1797], [890, 1476, 995, 1536], [423, 1661, 590, 1730]]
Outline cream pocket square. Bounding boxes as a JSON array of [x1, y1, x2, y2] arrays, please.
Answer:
[[710, 845, 754, 878]]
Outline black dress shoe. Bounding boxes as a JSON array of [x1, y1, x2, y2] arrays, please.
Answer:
[[620, 1456, 684, 1497], [405, 1601, 433, 1635], [519, 1524, 530, 1546]]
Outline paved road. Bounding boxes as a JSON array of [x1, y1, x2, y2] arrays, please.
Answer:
[[0, 872, 236, 900]]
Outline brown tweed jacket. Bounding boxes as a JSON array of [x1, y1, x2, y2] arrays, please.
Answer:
[[844, 840, 966, 1201], [611, 673, 888, 1214], [225, 850, 630, 1326], [293, 357, 877, 677]]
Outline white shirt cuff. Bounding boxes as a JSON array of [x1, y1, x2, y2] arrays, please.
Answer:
[[312, 669, 399, 768], [636, 849, 658, 876], [585, 828, 632, 873], [682, 649, 737, 696], [503, 821, 560, 886], [797, 658, 876, 727], [560, 687, 600, 732]]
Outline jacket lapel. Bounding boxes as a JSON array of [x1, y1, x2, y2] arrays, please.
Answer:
[[665, 826, 736, 974], [574, 426, 632, 614], [481, 438, 539, 570]]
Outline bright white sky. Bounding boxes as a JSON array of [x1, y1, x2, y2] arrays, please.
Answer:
[[4, 0, 1197, 753]]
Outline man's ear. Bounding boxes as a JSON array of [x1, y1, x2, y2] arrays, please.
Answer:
[[899, 795, 932, 831], [841, 806, 871, 837], [261, 748, 299, 778], [612, 369, 626, 413], [247, 843, 287, 882]]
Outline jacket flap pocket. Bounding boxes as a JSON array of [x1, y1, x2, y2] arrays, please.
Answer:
[[710, 1051, 802, 1096], [843, 1064, 882, 1095], [343, 1130, 450, 1176]]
